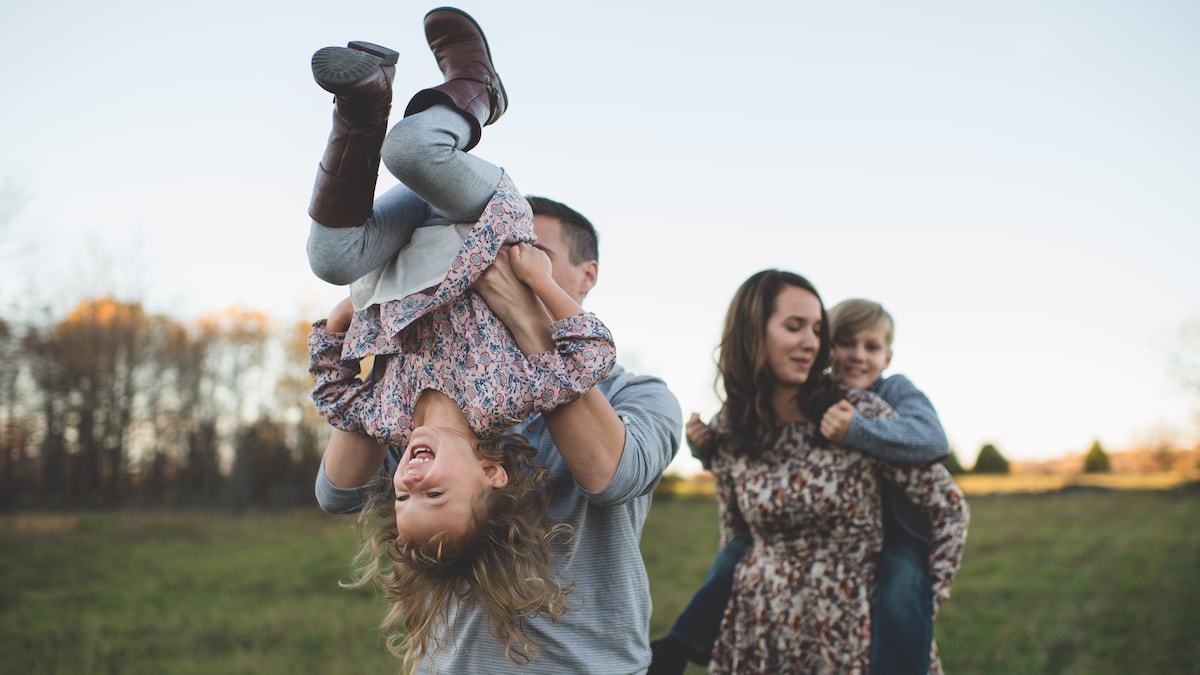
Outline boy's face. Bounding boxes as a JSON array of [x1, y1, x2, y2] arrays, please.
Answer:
[[392, 426, 507, 546], [832, 325, 892, 390]]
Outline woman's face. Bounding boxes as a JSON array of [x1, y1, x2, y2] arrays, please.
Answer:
[[763, 285, 823, 392], [392, 426, 507, 546]]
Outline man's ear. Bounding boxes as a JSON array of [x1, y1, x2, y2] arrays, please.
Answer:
[[483, 462, 509, 488], [578, 260, 598, 299]]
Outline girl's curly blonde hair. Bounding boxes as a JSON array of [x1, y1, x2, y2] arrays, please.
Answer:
[[342, 433, 574, 673]]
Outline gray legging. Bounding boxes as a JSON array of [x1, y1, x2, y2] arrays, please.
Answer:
[[306, 104, 504, 286]]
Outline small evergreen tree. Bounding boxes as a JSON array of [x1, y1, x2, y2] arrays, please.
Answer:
[[943, 449, 965, 475], [973, 443, 1010, 474], [1083, 440, 1111, 473]]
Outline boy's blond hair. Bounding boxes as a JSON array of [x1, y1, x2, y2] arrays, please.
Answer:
[[343, 434, 574, 674], [828, 298, 895, 347]]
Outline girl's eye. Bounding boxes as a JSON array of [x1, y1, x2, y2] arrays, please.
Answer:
[[396, 494, 409, 502], [427, 491, 443, 499]]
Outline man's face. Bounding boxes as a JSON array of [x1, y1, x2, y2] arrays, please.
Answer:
[[532, 215, 596, 304]]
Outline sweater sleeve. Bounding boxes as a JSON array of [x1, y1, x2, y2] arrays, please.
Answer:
[[308, 320, 377, 437], [842, 374, 950, 465], [584, 371, 682, 507]]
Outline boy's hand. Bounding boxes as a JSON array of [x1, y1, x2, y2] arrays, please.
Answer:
[[685, 412, 714, 450], [508, 241, 553, 287], [820, 400, 855, 443], [327, 297, 355, 333]]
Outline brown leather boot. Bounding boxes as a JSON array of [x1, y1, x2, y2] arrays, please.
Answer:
[[308, 41, 399, 228], [403, 7, 507, 151]]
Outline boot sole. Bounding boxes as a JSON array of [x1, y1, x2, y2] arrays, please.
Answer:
[[311, 43, 398, 91]]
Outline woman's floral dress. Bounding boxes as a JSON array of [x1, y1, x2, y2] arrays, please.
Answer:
[[708, 392, 968, 674]]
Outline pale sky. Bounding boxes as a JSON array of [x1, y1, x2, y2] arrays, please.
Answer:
[[2, 0, 1198, 474]]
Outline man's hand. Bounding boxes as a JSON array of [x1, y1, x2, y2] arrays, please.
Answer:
[[820, 400, 855, 443], [475, 245, 555, 354], [476, 245, 544, 324]]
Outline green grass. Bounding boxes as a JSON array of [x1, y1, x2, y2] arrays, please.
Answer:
[[3, 489, 1198, 674]]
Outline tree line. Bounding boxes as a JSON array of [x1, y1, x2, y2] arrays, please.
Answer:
[[0, 297, 326, 511]]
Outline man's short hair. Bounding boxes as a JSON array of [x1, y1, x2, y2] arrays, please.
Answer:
[[526, 195, 598, 264]]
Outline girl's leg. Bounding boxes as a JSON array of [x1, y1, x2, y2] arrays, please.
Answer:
[[307, 185, 432, 285], [307, 41, 397, 229], [381, 104, 502, 223], [306, 40, 434, 285], [381, 7, 508, 221], [308, 8, 508, 283]]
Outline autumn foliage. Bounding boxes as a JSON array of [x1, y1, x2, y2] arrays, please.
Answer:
[[0, 298, 325, 509]]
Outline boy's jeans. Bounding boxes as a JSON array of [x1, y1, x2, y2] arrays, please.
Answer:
[[666, 527, 933, 672], [872, 522, 934, 674]]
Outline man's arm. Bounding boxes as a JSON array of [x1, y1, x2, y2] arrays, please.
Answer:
[[322, 428, 387, 489], [315, 429, 389, 514], [476, 248, 645, 493], [844, 374, 950, 464]]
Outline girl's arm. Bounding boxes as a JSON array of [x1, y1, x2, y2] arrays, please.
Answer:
[[508, 241, 585, 324], [309, 299, 378, 438]]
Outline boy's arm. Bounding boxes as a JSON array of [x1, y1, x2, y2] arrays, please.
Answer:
[[842, 374, 950, 464]]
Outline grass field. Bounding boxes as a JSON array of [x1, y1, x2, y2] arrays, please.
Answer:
[[3, 485, 1198, 674]]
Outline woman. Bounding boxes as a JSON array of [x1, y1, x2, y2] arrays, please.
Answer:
[[692, 270, 967, 674]]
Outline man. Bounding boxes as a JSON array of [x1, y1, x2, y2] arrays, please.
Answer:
[[315, 196, 683, 674]]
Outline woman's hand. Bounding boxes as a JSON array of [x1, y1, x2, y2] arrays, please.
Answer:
[[327, 296, 355, 333], [819, 400, 854, 443]]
